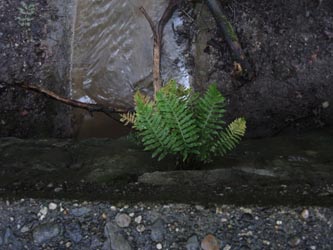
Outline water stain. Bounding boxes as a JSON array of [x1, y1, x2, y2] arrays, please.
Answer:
[[71, 0, 191, 138]]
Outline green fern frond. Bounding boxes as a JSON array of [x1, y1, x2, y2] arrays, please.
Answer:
[[129, 81, 246, 163], [156, 82, 200, 161], [133, 92, 173, 160], [195, 84, 226, 158], [213, 117, 246, 157]]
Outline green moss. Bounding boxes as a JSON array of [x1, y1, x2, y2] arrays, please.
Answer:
[[221, 14, 238, 42]]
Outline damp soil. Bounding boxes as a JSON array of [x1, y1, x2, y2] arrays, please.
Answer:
[[1, 127, 332, 206]]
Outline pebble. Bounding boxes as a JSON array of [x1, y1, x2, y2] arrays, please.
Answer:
[[136, 224, 145, 233], [156, 243, 163, 249], [134, 215, 142, 224], [276, 220, 283, 225], [33, 223, 62, 244], [201, 234, 220, 250], [104, 222, 132, 250], [115, 213, 131, 228], [195, 205, 205, 210], [65, 222, 82, 243], [263, 240, 270, 245], [288, 236, 301, 247], [150, 219, 166, 242], [223, 244, 232, 250], [301, 209, 310, 220], [54, 187, 63, 192], [20, 225, 30, 233], [70, 207, 91, 217], [186, 235, 200, 250], [48, 202, 57, 210], [322, 101, 329, 109], [102, 212, 108, 220], [38, 207, 48, 220]]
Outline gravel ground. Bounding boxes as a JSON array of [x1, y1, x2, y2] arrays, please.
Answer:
[[0, 199, 332, 250]]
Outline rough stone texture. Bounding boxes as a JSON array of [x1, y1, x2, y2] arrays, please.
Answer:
[[0, 0, 74, 137], [32, 223, 62, 244], [192, 0, 333, 137], [104, 222, 132, 250], [115, 213, 131, 228], [186, 235, 200, 250], [201, 234, 220, 250]]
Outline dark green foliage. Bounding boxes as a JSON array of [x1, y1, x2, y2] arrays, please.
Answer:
[[122, 80, 246, 163]]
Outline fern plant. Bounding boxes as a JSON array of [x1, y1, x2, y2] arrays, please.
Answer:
[[121, 80, 246, 163]]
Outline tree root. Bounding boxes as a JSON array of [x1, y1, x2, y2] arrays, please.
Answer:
[[140, 0, 179, 97], [20, 83, 132, 117], [205, 0, 255, 81]]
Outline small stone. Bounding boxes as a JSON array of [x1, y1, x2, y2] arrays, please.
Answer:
[[38, 207, 48, 220], [65, 223, 82, 243], [136, 224, 145, 233], [201, 234, 220, 250], [263, 240, 270, 246], [223, 244, 231, 250], [129, 212, 135, 217], [20, 225, 30, 233], [186, 235, 200, 250], [134, 215, 142, 224], [70, 207, 91, 217], [195, 205, 204, 210], [102, 213, 107, 220], [288, 237, 301, 247], [33, 223, 62, 244], [65, 241, 72, 248], [104, 222, 132, 250], [322, 101, 329, 109], [54, 187, 63, 192], [301, 209, 310, 220], [156, 243, 163, 249], [110, 206, 117, 211], [150, 219, 166, 242], [276, 220, 283, 225], [48, 203, 57, 210], [115, 213, 131, 228], [90, 236, 103, 248]]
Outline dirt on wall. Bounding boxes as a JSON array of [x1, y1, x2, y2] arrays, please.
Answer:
[[0, 0, 333, 138], [191, 0, 333, 137], [0, 0, 74, 137]]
